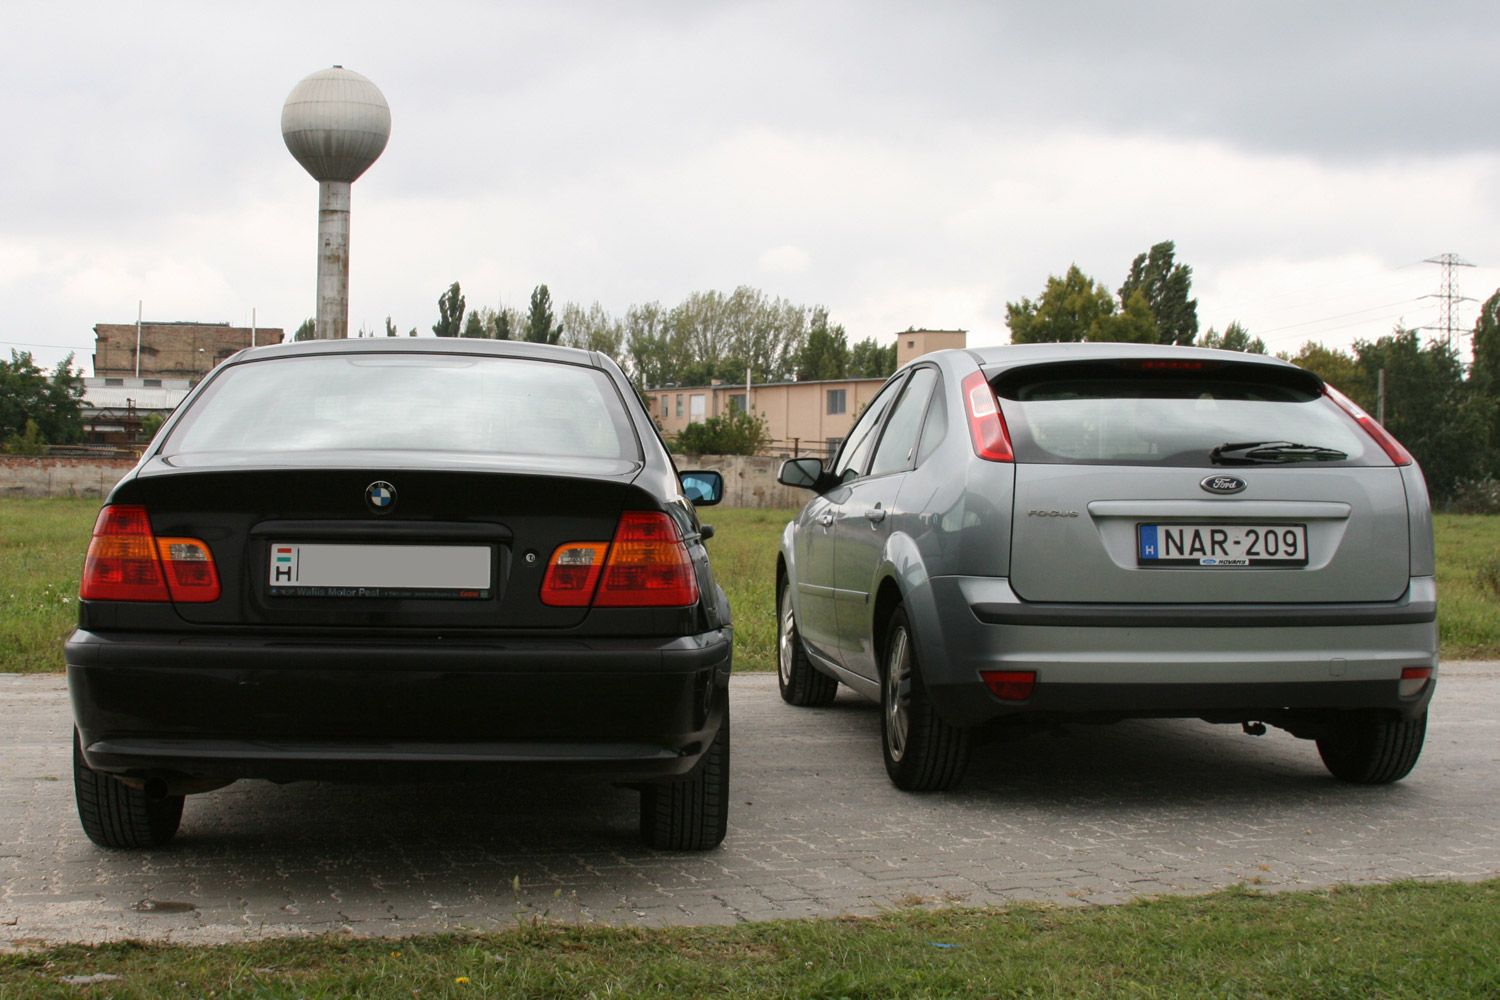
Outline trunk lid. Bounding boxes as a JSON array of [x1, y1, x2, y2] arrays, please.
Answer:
[[118, 456, 646, 629]]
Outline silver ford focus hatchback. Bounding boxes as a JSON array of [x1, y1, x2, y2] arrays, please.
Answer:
[[776, 343, 1436, 791]]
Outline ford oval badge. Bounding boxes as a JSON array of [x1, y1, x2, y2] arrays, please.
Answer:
[[1200, 474, 1246, 495], [365, 481, 397, 512]]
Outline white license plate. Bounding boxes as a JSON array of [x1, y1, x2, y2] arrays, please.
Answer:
[[268, 543, 492, 598], [1137, 524, 1308, 567]]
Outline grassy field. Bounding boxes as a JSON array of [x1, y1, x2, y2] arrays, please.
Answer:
[[1, 880, 1497, 997], [3, 500, 1498, 674]]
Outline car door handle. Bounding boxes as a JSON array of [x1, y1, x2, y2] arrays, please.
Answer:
[[817, 512, 835, 527], [865, 505, 887, 523]]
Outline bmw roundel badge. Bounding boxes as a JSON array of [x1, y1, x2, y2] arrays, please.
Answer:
[[365, 481, 397, 513], [1200, 474, 1247, 495]]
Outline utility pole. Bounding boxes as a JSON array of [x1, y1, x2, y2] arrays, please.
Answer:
[[1421, 253, 1477, 354]]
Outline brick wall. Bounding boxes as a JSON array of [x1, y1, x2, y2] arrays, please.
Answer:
[[0, 457, 135, 499]]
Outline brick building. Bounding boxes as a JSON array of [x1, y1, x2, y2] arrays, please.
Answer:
[[92, 321, 284, 380]]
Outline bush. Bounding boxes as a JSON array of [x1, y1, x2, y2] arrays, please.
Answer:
[[1449, 476, 1500, 514], [673, 410, 769, 456]]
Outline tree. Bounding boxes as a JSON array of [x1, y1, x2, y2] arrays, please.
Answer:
[[385, 316, 398, 338], [462, 312, 485, 338], [1351, 328, 1487, 502], [293, 318, 315, 342], [673, 410, 770, 456], [848, 337, 897, 378], [561, 301, 623, 355], [1119, 240, 1198, 345], [0, 351, 85, 446], [140, 412, 165, 442], [3, 419, 48, 455], [433, 282, 465, 338], [1468, 288, 1500, 464], [1201, 321, 1266, 354], [795, 308, 848, 380], [489, 307, 514, 340], [1007, 265, 1134, 343], [1281, 341, 1360, 394], [525, 284, 562, 344]]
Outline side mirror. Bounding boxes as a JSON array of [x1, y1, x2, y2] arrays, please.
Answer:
[[778, 457, 827, 491], [679, 470, 724, 506]]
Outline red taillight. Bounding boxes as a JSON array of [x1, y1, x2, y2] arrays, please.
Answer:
[[156, 537, 221, 602], [961, 370, 1013, 462], [1399, 666, 1433, 697], [539, 542, 609, 607], [979, 670, 1036, 701], [541, 512, 699, 608], [80, 506, 219, 603], [1322, 384, 1414, 466], [596, 511, 699, 607]]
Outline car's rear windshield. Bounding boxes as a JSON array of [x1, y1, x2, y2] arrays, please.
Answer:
[[992, 361, 1381, 467], [164, 353, 638, 460]]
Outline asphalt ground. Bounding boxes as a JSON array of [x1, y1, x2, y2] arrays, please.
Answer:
[[2, 665, 1497, 949]]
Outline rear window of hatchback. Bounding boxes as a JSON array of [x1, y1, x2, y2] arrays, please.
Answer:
[[992, 360, 1381, 468]]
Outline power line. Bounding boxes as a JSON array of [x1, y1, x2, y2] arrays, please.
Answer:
[[0, 339, 94, 351], [1253, 297, 1426, 337]]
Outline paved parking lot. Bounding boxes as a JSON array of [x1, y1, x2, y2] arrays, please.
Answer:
[[2, 665, 1497, 948]]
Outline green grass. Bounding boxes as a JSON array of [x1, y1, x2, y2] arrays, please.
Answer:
[[701, 506, 794, 672], [4, 500, 1498, 675], [1, 881, 1497, 997], [1433, 513, 1500, 659], [0, 497, 97, 673]]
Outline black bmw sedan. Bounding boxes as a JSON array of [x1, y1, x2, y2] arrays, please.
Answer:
[[67, 338, 731, 850]]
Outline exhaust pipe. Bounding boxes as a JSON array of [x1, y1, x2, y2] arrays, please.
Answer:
[[143, 775, 171, 802]]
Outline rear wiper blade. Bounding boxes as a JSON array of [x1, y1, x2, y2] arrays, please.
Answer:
[[1210, 441, 1349, 465]]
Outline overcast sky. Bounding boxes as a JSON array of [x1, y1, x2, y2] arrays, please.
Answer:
[[4, 1, 1500, 375]]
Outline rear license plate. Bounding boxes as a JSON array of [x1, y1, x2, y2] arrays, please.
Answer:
[[1137, 524, 1308, 567], [268, 543, 492, 598]]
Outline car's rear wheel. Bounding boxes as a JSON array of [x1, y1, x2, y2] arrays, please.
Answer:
[[1316, 710, 1427, 784], [73, 729, 184, 849], [881, 607, 970, 791], [778, 579, 838, 706], [640, 705, 730, 850]]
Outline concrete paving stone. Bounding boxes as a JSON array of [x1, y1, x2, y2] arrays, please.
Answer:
[[3, 669, 1499, 947]]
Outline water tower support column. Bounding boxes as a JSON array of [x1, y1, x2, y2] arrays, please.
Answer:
[[317, 180, 352, 340]]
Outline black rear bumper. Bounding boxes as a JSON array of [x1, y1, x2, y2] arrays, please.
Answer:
[[67, 627, 731, 785]]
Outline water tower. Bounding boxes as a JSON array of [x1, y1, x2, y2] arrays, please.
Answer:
[[281, 66, 391, 340]]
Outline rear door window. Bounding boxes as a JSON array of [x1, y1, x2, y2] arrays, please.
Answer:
[[994, 360, 1380, 468]]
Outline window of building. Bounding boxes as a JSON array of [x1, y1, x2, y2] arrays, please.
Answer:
[[104, 378, 124, 386], [660, 394, 669, 417], [144, 379, 162, 388], [676, 394, 683, 418], [689, 394, 706, 423], [728, 393, 746, 414], [827, 388, 846, 415]]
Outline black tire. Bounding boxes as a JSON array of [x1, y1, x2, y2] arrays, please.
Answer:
[[73, 729, 183, 849], [777, 578, 838, 707], [640, 705, 730, 850], [881, 607, 970, 791], [1316, 710, 1427, 784]]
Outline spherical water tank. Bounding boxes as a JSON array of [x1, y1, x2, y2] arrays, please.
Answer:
[[281, 66, 391, 182]]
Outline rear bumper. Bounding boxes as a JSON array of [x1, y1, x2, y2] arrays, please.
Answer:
[[67, 627, 731, 784], [911, 576, 1438, 728]]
